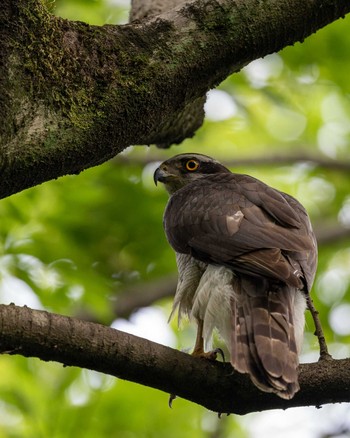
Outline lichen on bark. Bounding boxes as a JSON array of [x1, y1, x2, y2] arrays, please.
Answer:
[[1, 0, 350, 199]]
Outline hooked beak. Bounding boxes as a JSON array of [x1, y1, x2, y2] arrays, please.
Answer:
[[154, 166, 170, 186]]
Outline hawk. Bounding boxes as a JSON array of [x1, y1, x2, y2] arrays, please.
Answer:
[[154, 153, 318, 400]]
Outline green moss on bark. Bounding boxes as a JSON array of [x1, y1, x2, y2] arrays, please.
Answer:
[[1, 0, 350, 199]]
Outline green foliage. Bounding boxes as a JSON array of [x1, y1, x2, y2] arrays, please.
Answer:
[[1, 0, 350, 436], [46, 0, 129, 24]]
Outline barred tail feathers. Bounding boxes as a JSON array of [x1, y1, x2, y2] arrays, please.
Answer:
[[230, 276, 305, 400]]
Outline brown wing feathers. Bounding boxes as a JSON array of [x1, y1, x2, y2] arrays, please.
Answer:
[[165, 175, 313, 286], [158, 157, 317, 399]]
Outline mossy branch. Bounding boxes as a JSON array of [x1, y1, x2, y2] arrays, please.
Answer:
[[1, 0, 350, 199], [0, 303, 349, 415]]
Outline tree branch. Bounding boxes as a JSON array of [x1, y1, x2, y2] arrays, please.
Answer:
[[1, 303, 349, 415], [316, 226, 350, 245], [116, 151, 350, 173], [1, 0, 350, 199], [222, 154, 350, 173], [114, 274, 177, 318]]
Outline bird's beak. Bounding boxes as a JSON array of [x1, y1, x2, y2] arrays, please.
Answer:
[[154, 166, 169, 186]]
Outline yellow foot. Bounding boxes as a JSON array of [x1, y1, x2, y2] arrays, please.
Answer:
[[192, 347, 225, 362]]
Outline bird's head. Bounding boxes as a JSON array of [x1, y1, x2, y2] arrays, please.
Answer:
[[153, 153, 231, 194]]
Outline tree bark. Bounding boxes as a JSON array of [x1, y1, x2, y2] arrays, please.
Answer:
[[1, 0, 350, 199], [1, 303, 349, 415]]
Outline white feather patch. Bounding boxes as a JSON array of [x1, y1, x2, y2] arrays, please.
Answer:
[[170, 253, 206, 323], [191, 265, 235, 350], [226, 211, 244, 236], [293, 290, 307, 354]]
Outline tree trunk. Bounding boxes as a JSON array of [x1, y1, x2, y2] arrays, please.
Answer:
[[1, 0, 350, 199]]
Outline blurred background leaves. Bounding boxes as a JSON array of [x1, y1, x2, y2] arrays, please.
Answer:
[[1, 0, 350, 436]]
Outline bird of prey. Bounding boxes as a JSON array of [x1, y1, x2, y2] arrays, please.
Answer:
[[154, 153, 318, 400]]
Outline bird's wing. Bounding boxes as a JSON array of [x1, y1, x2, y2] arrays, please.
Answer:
[[164, 173, 317, 289]]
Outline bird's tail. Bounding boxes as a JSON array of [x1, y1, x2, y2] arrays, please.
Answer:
[[230, 276, 304, 399]]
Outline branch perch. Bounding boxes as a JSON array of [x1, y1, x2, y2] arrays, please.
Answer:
[[1, 304, 349, 415]]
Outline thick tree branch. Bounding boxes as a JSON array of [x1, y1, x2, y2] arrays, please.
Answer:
[[1, 303, 349, 415], [1, 0, 350, 199]]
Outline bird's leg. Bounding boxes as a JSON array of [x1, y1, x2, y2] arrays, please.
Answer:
[[192, 319, 206, 356], [192, 319, 225, 361], [306, 294, 332, 361]]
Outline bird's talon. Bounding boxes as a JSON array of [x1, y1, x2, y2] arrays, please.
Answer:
[[168, 393, 177, 408], [205, 351, 217, 361], [192, 347, 225, 362], [215, 347, 225, 362]]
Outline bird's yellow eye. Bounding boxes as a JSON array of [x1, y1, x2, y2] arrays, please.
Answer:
[[185, 159, 199, 171]]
